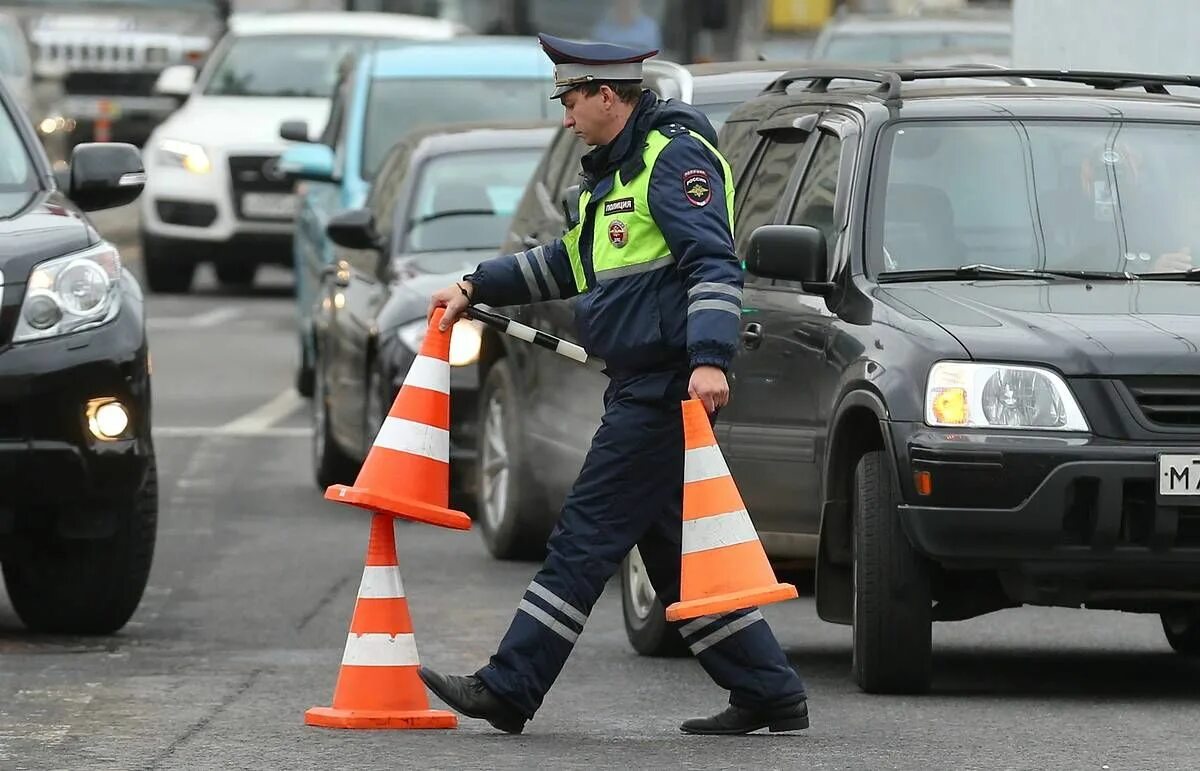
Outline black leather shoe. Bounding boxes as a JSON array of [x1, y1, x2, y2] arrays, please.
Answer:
[[418, 667, 527, 735], [680, 701, 809, 735]]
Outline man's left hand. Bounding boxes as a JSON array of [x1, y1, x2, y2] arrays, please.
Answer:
[[689, 365, 729, 415]]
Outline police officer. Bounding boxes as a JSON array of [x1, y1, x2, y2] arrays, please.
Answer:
[[420, 34, 808, 736]]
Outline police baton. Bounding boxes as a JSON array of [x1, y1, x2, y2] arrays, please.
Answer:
[[463, 305, 589, 365]]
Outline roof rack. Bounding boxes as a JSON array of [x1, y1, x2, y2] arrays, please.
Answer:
[[762, 67, 1200, 104]]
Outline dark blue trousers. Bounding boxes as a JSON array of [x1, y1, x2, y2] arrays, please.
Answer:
[[476, 369, 806, 719]]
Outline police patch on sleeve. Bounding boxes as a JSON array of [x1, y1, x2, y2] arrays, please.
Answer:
[[683, 168, 712, 207]]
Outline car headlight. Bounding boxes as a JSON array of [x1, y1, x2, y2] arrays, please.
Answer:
[[157, 138, 211, 174], [925, 361, 1089, 431], [14, 243, 123, 343], [397, 318, 483, 367]]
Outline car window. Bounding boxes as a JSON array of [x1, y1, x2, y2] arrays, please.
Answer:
[[0, 100, 35, 198], [401, 148, 545, 253], [203, 35, 375, 98], [361, 79, 551, 180], [733, 134, 807, 261], [552, 133, 587, 199], [870, 120, 1200, 276], [788, 133, 843, 264], [365, 142, 412, 269]]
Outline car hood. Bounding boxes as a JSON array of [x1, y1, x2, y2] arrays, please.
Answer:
[[880, 280, 1200, 376], [0, 192, 94, 282], [381, 249, 491, 331], [154, 96, 330, 152]]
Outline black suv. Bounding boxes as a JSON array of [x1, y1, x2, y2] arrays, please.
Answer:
[[479, 66, 1200, 694], [0, 78, 155, 635]]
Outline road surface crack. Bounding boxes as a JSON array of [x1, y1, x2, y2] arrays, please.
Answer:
[[143, 667, 265, 770]]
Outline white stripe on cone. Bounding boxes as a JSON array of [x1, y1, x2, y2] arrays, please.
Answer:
[[341, 633, 420, 667], [682, 508, 759, 554], [404, 355, 450, 394], [372, 417, 450, 463], [684, 445, 730, 484], [358, 566, 405, 599]]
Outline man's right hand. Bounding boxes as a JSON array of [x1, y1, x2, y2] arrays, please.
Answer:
[[428, 281, 473, 331]]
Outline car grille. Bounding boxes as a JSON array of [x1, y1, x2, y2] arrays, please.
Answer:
[[1122, 376, 1200, 428], [228, 155, 292, 221], [64, 71, 160, 97], [31, 36, 175, 72]]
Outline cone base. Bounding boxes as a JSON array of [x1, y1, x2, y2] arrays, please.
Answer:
[[305, 706, 458, 729], [665, 583, 799, 622], [325, 485, 471, 531]]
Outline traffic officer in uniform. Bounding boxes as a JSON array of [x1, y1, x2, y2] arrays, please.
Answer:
[[420, 33, 809, 736]]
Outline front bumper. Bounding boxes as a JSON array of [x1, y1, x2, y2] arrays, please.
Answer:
[[893, 422, 1200, 570], [0, 288, 152, 526], [139, 146, 296, 255]]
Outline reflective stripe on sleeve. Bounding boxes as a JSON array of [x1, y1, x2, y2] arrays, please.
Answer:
[[687, 297, 742, 317]]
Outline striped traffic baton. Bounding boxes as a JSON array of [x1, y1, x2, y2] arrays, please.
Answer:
[[463, 305, 588, 364]]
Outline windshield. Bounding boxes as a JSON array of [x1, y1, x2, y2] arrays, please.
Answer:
[[0, 101, 36, 205], [402, 148, 544, 253], [203, 36, 374, 98], [362, 78, 550, 179], [870, 120, 1200, 278], [822, 30, 1009, 62]]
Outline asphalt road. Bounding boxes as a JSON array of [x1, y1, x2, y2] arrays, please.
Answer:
[[2, 207, 1200, 770]]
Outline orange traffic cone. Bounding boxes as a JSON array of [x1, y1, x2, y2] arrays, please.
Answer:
[[665, 399, 798, 622], [325, 308, 471, 531], [305, 512, 457, 729]]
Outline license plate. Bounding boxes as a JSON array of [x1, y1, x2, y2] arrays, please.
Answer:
[[1158, 454, 1200, 500], [241, 192, 296, 220]]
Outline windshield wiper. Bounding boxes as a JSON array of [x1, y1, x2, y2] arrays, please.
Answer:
[[878, 264, 1064, 283], [411, 209, 495, 225], [1137, 267, 1200, 281]]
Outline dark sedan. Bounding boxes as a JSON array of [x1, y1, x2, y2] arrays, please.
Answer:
[[311, 121, 554, 502], [0, 77, 155, 634]]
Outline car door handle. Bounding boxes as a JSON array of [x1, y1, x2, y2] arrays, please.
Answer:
[[741, 322, 763, 350]]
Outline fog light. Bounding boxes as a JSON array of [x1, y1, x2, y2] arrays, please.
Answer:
[[87, 399, 130, 439]]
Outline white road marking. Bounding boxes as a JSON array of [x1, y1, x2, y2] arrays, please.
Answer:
[[146, 306, 243, 331], [153, 426, 311, 439], [217, 388, 304, 434]]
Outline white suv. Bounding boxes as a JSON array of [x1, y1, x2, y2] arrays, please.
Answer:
[[138, 12, 463, 293]]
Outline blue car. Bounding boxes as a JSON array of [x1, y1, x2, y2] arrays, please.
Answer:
[[280, 37, 554, 396]]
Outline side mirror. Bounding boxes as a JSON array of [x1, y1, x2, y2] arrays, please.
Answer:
[[746, 224, 832, 294], [327, 208, 381, 251], [154, 64, 196, 99], [279, 119, 310, 143], [279, 142, 335, 183], [66, 142, 145, 212]]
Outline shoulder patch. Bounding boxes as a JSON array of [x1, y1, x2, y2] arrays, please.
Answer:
[[682, 168, 712, 207]]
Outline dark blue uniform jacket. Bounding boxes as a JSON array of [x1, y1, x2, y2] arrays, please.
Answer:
[[465, 91, 743, 375]]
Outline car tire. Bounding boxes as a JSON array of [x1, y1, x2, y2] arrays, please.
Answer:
[[620, 547, 689, 657], [141, 232, 195, 294], [852, 449, 933, 694], [2, 454, 158, 634], [312, 358, 359, 491], [215, 261, 257, 289], [1161, 609, 1200, 655], [475, 359, 548, 560]]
